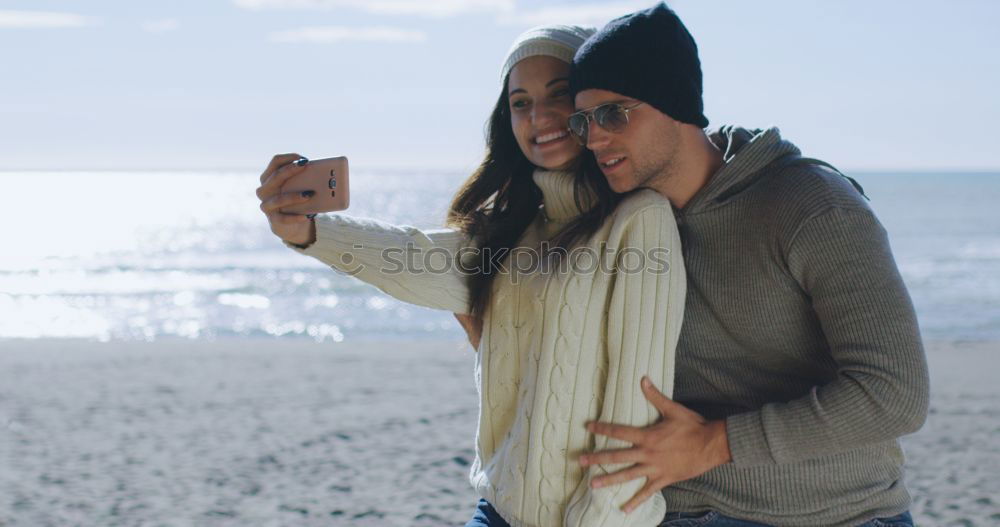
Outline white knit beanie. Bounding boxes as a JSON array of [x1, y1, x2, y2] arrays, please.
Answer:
[[499, 24, 596, 83]]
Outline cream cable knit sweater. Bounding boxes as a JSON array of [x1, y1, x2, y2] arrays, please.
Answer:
[[284, 170, 685, 527]]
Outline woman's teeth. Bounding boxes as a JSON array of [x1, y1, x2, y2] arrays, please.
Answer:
[[535, 131, 568, 144]]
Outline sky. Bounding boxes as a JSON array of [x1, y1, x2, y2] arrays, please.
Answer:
[[1, 0, 998, 173]]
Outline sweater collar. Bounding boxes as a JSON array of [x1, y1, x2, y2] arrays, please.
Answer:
[[532, 169, 595, 222], [682, 126, 800, 213]]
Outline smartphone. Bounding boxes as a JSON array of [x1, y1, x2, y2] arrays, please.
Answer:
[[279, 156, 350, 214]]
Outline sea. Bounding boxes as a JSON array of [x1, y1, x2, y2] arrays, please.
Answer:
[[0, 169, 997, 343]]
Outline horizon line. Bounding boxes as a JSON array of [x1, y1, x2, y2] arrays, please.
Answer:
[[2, 166, 1000, 175]]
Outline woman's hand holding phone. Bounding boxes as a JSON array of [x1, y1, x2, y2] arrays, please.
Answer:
[[278, 156, 349, 215], [256, 153, 317, 247]]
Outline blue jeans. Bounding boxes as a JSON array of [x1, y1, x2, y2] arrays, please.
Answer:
[[464, 499, 510, 527], [464, 500, 915, 527], [658, 509, 914, 527]]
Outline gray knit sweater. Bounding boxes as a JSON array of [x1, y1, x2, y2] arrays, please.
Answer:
[[662, 126, 930, 527]]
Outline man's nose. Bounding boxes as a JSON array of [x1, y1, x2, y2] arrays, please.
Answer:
[[585, 119, 610, 150]]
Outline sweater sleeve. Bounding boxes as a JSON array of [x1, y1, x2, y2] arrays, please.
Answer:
[[726, 206, 930, 466], [564, 202, 687, 527], [282, 213, 473, 314]]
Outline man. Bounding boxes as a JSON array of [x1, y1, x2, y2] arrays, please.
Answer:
[[565, 4, 929, 526]]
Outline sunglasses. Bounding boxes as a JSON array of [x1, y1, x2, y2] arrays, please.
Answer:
[[567, 101, 645, 145]]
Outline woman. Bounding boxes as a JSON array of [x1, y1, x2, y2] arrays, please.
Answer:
[[255, 25, 685, 527]]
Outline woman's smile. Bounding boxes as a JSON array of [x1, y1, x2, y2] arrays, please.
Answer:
[[532, 128, 571, 148]]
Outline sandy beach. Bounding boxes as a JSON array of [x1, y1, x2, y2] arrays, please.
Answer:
[[1, 338, 997, 526]]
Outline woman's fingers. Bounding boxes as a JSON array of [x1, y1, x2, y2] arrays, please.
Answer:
[[257, 162, 307, 199], [259, 153, 303, 184], [256, 154, 309, 200], [275, 212, 311, 224], [260, 190, 313, 214], [257, 158, 313, 242]]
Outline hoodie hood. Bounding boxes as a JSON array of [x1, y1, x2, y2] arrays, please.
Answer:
[[682, 126, 800, 213]]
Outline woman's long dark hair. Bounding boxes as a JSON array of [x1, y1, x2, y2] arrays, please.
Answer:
[[446, 74, 625, 320]]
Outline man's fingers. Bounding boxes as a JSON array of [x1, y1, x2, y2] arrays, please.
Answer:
[[260, 153, 304, 184], [621, 478, 664, 515], [640, 376, 689, 417], [589, 463, 652, 489], [587, 421, 644, 444], [579, 446, 643, 467]]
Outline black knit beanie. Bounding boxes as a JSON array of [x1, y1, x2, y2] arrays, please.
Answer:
[[570, 2, 709, 128]]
